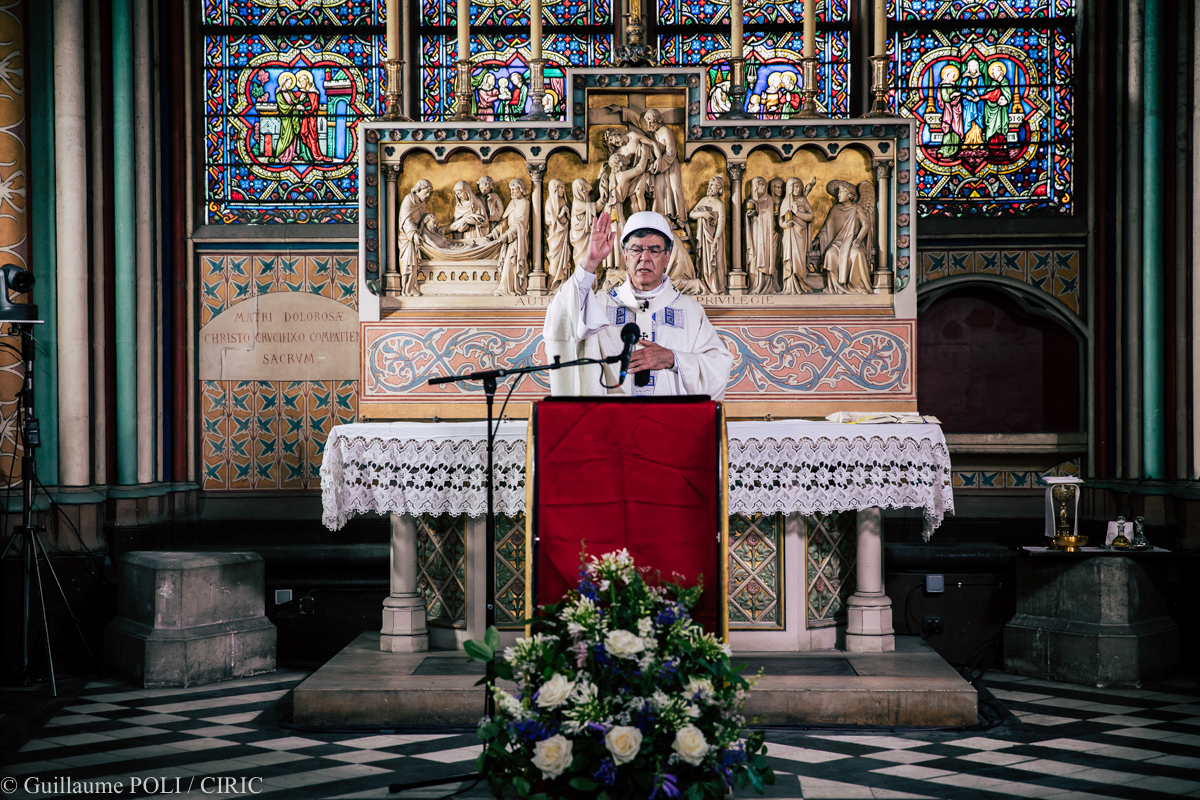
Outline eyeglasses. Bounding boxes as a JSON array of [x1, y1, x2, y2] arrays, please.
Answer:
[[624, 245, 666, 256]]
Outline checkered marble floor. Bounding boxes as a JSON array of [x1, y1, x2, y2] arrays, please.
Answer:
[[1, 668, 1198, 799]]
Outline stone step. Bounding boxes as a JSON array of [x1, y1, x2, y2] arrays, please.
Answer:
[[292, 633, 978, 728]]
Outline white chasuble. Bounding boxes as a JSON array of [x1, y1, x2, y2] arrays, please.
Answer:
[[543, 267, 733, 399]]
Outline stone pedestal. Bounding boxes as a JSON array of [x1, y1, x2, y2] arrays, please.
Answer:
[[381, 513, 429, 653], [104, 552, 276, 687], [1003, 551, 1180, 686], [845, 506, 895, 653]]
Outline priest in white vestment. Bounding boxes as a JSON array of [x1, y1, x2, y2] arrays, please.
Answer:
[[544, 210, 733, 399]]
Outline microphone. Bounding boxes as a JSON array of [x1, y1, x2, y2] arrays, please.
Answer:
[[617, 322, 640, 385]]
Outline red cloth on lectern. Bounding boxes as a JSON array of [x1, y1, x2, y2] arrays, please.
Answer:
[[536, 399, 720, 634]]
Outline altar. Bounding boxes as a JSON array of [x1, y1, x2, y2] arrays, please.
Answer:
[[320, 417, 954, 654]]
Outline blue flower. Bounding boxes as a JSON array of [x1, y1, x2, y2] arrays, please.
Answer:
[[507, 717, 556, 743], [593, 757, 618, 787], [655, 602, 689, 627], [650, 773, 680, 800]]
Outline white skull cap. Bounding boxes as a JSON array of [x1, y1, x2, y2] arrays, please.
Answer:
[[621, 210, 674, 247]]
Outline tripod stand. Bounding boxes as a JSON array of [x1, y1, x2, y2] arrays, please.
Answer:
[[388, 352, 624, 797], [0, 321, 98, 696]]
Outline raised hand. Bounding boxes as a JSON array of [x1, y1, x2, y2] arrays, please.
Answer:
[[583, 212, 615, 273]]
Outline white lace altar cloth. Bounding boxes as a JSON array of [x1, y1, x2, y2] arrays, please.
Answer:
[[725, 420, 954, 539], [321, 419, 953, 537], [320, 421, 528, 530]]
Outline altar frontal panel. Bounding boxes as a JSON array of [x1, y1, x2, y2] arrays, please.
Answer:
[[359, 315, 914, 418]]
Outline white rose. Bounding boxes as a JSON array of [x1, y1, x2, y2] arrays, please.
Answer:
[[604, 725, 643, 765], [672, 724, 709, 766], [537, 673, 574, 709], [531, 734, 574, 779], [604, 629, 645, 658]]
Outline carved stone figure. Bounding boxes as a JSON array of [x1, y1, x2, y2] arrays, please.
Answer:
[[476, 175, 504, 233], [397, 179, 436, 296], [447, 180, 489, 239], [543, 177, 572, 291], [779, 177, 816, 294], [597, 149, 653, 286], [744, 176, 779, 294], [605, 105, 689, 230], [689, 175, 727, 295], [602, 128, 653, 214], [569, 177, 604, 271], [492, 178, 531, 296], [817, 180, 875, 294]]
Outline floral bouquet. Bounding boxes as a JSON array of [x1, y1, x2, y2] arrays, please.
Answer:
[[464, 549, 774, 800]]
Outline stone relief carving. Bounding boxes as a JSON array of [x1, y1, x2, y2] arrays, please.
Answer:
[[544, 177, 572, 292], [492, 178, 531, 296], [779, 177, 817, 294], [817, 180, 876, 295], [745, 176, 780, 294], [689, 176, 727, 295]]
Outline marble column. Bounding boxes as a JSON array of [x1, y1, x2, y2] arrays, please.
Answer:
[[526, 163, 547, 295], [53, 0, 90, 486], [112, 0, 138, 485], [88, 0, 107, 485], [1141, 0, 1164, 479], [872, 159, 893, 293], [381, 513, 429, 652], [1123, 2, 1144, 479], [727, 162, 747, 295], [1192, 3, 1200, 481], [134, 0, 155, 484], [382, 165, 401, 293], [845, 506, 895, 652]]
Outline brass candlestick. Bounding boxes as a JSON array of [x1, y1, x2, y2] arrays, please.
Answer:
[[380, 58, 412, 121], [721, 56, 754, 120], [614, 11, 656, 66], [449, 59, 477, 121], [520, 58, 554, 121], [796, 56, 824, 118], [865, 53, 898, 117]]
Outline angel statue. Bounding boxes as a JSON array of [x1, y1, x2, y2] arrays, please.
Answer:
[[817, 179, 875, 294]]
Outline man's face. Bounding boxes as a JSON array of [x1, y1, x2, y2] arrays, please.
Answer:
[[415, 183, 432, 202], [624, 233, 670, 291], [478, 178, 492, 193], [642, 111, 661, 131], [707, 179, 722, 197]]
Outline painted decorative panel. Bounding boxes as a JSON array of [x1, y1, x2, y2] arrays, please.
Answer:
[[416, 513, 467, 626], [202, 32, 383, 223], [728, 513, 783, 629], [952, 456, 1079, 491], [806, 511, 855, 627], [201, 253, 358, 325], [201, 379, 358, 490], [201, 253, 358, 491], [360, 318, 915, 408], [417, 33, 612, 122], [658, 31, 851, 119], [0, 0, 26, 488], [918, 248, 1080, 314], [419, 0, 612, 27], [887, 12, 1074, 217]]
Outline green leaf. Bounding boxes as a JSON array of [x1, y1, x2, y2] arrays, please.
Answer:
[[476, 723, 499, 740], [463, 639, 494, 662], [494, 659, 514, 681], [569, 777, 598, 791], [748, 767, 764, 794], [598, 792, 611, 800], [485, 625, 501, 652], [513, 776, 531, 797]]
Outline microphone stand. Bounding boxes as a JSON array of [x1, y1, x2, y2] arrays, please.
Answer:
[[388, 353, 622, 797]]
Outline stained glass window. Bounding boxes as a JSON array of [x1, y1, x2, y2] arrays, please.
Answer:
[[417, 0, 612, 121], [887, 0, 1076, 218], [657, 0, 850, 118], [202, 1, 385, 224]]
